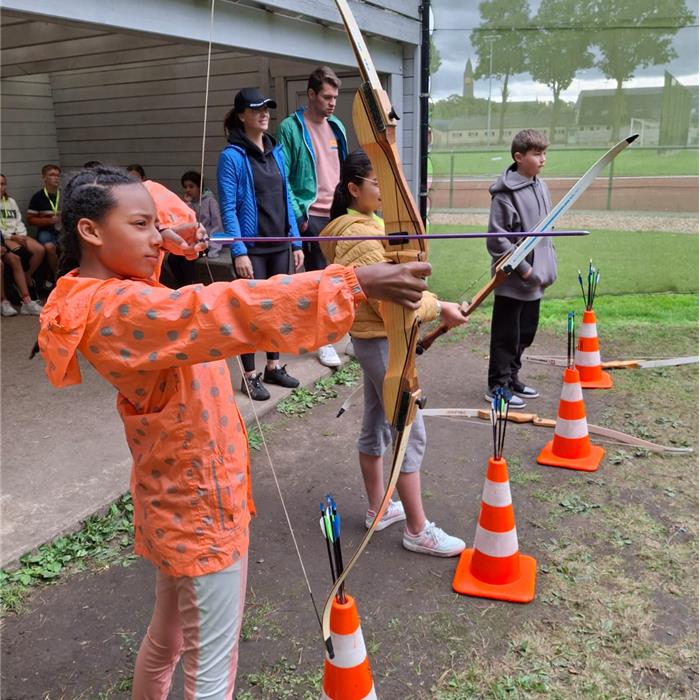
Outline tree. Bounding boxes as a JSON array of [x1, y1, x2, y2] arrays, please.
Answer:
[[527, 0, 594, 143], [470, 0, 530, 144], [589, 0, 695, 139], [429, 35, 442, 75]]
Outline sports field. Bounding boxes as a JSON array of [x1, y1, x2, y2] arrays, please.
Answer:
[[427, 226, 698, 306], [429, 147, 698, 179]]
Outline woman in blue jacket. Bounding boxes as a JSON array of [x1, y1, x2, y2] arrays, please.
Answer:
[[218, 88, 304, 401]]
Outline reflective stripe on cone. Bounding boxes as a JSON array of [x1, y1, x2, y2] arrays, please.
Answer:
[[575, 310, 613, 389], [537, 367, 605, 471], [321, 594, 377, 700], [453, 457, 536, 603]]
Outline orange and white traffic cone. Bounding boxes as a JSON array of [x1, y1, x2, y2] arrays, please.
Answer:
[[575, 309, 613, 389], [452, 456, 536, 603], [537, 366, 605, 471], [321, 594, 377, 700]]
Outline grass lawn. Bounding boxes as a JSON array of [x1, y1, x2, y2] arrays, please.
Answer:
[[429, 146, 699, 179], [426, 226, 699, 305]]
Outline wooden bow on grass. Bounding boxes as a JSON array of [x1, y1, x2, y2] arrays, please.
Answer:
[[320, 0, 429, 658], [420, 408, 692, 454]]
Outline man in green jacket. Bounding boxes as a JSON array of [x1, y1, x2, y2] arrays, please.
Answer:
[[277, 66, 348, 368]]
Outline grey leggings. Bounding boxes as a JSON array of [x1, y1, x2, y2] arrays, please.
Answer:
[[352, 336, 425, 473]]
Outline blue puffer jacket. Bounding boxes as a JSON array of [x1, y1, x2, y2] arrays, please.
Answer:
[[217, 142, 301, 259]]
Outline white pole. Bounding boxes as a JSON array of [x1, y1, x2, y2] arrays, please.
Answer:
[[487, 40, 493, 145]]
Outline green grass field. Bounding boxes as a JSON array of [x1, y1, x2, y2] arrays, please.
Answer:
[[427, 226, 698, 305], [429, 147, 698, 179]]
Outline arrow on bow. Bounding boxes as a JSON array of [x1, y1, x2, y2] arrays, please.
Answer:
[[420, 408, 692, 454], [319, 0, 428, 659], [416, 134, 640, 354]]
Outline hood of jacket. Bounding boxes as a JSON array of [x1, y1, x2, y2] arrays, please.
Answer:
[[227, 129, 276, 161], [38, 272, 121, 388], [489, 163, 540, 195], [318, 214, 375, 264]]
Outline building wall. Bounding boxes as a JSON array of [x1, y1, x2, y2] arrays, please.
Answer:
[[2, 15, 422, 214], [1, 75, 60, 212], [50, 52, 272, 198]]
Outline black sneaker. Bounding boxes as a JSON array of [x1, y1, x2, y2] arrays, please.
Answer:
[[241, 373, 270, 401], [263, 364, 300, 389], [510, 379, 540, 399]]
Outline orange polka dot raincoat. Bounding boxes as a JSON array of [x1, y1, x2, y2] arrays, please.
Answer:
[[39, 266, 365, 577]]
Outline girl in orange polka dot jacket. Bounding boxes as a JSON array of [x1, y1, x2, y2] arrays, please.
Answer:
[[37, 166, 430, 698]]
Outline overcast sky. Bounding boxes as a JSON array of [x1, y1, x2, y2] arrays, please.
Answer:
[[430, 0, 698, 102]]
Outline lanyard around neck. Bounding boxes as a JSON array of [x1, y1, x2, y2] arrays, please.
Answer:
[[43, 188, 60, 214]]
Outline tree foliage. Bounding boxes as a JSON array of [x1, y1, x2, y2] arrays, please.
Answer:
[[429, 35, 442, 75], [470, 0, 530, 143], [527, 0, 594, 141], [589, 0, 695, 137]]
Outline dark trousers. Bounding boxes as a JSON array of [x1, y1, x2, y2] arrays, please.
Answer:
[[487, 295, 541, 389], [168, 254, 198, 288], [302, 215, 330, 272], [239, 249, 291, 373]]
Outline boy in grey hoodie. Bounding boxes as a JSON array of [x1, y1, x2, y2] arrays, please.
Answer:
[[485, 129, 556, 408]]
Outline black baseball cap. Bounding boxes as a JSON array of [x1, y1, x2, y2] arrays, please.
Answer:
[[234, 87, 277, 112]]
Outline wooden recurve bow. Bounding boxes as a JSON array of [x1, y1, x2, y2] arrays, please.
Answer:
[[321, 0, 428, 658]]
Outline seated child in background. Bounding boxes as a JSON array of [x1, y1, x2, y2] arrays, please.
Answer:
[[26, 164, 62, 286], [0, 173, 45, 303]]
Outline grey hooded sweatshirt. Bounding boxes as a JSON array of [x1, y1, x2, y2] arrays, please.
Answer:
[[487, 164, 557, 301]]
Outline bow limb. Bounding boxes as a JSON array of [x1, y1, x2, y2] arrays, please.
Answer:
[[524, 355, 700, 370], [321, 0, 428, 658], [421, 408, 692, 454], [418, 135, 639, 354], [320, 417, 413, 656]]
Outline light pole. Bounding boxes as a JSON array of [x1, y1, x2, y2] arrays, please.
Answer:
[[484, 34, 498, 147]]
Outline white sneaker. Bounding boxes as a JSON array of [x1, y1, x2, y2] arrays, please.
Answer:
[[1, 300, 17, 317], [345, 340, 355, 357], [318, 344, 341, 368], [20, 299, 43, 316], [365, 500, 406, 531], [402, 520, 466, 557]]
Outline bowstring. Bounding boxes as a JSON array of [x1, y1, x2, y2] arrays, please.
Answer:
[[198, 0, 323, 631]]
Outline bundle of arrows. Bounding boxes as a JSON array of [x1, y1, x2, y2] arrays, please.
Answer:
[[490, 387, 511, 460], [319, 494, 346, 604], [567, 311, 576, 369], [578, 259, 600, 311]]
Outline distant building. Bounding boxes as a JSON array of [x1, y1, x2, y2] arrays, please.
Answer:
[[431, 103, 576, 148], [574, 80, 698, 146], [463, 58, 474, 99]]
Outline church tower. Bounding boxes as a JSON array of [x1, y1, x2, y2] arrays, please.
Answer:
[[463, 57, 474, 99]]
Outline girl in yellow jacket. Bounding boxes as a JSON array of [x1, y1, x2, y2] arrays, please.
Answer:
[[38, 165, 431, 698], [321, 150, 468, 557]]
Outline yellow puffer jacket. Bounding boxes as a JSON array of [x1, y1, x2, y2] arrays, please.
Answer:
[[320, 214, 438, 338]]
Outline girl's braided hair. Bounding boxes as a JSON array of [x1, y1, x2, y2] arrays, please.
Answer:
[[30, 166, 135, 359], [58, 166, 134, 277], [329, 149, 373, 221]]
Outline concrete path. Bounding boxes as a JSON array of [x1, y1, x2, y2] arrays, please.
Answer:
[[0, 313, 348, 569]]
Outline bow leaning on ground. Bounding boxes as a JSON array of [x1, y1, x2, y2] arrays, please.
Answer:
[[319, 0, 428, 657], [420, 408, 693, 454]]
